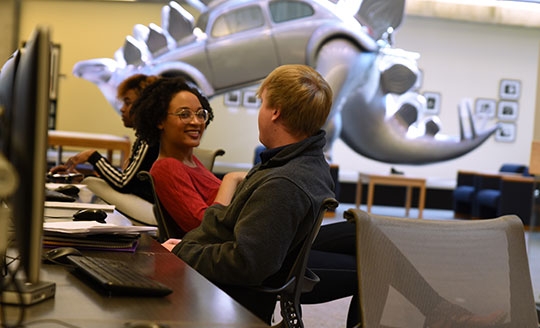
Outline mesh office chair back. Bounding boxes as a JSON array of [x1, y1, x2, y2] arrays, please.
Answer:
[[344, 209, 538, 328]]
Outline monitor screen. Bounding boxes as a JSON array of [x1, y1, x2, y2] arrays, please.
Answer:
[[4, 25, 56, 304]]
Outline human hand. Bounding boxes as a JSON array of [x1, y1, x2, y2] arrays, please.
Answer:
[[161, 238, 182, 252], [48, 164, 71, 174], [226, 171, 248, 183], [214, 171, 248, 205], [63, 149, 96, 171]]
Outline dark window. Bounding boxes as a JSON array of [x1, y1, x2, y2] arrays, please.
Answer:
[[269, 0, 314, 23], [211, 6, 265, 38]]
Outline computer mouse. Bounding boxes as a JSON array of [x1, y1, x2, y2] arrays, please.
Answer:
[[73, 208, 107, 223], [55, 184, 80, 196], [43, 247, 83, 264]]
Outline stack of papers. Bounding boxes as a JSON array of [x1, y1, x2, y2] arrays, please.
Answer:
[[43, 221, 157, 234], [43, 221, 158, 252]]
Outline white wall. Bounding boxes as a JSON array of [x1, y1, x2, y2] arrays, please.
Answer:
[[17, 1, 540, 183]]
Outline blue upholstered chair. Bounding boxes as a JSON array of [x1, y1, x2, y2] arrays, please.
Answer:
[[452, 171, 477, 218], [452, 164, 531, 220], [254, 144, 266, 165], [474, 174, 535, 226]]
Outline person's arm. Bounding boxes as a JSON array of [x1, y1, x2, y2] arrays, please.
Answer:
[[90, 139, 152, 191], [174, 178, 312, 286], [49, 149, 97, 174], [213, 171, 247, 205]]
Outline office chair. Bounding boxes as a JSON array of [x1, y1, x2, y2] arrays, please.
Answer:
[[452, 164, 530, 219], [193, 148, 225, 172], [137, 170, 185, 242], [254, 197, 339, 328], [343, 208, 538, 328], [83, 176, 157, 226], [137, 147, 226, 241], [474, 174, 535, 225]]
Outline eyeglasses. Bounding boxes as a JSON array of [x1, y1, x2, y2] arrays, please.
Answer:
[[168, 108, 209, 124]]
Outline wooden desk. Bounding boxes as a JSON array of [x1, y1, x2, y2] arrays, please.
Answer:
[[3, 235, 267, 327], [356, 173, 427, 218], [48, 130, 131, 166]]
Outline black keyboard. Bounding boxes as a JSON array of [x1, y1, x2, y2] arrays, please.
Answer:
[[67, 255, 173, 297]]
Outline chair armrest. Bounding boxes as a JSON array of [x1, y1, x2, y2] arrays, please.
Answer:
[[252, 268, 320, 295]]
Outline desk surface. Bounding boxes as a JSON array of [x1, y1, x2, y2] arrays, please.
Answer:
[[358, 172, 426, 184], [5, 186, 266, 327], [5, 235, 267, 327]]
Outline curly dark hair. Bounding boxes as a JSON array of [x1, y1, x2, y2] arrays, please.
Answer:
[[132, 77, 214, 146], [117, 74, 159, 100]]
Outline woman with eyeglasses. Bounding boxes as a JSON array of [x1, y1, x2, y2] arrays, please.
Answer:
[[133, 77, 246, 232]]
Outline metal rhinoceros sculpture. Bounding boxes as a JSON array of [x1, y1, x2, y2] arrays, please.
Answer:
[[73, 0, 498, 164]]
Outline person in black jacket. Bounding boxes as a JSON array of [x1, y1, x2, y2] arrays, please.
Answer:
[[161, 65, 335, 323]]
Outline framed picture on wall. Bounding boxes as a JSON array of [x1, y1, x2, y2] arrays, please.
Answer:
[[499, 79, 521, 100], [50, 43, 61, 100], [495, 122, 516, 143], [497, 101, 518, 121], [423, 92, 441, 114], [224, 90, 241, 107], [475, 98, 496, 118], [243, 90, 261, 108]]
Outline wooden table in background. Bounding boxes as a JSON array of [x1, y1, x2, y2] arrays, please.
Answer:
[[48, 130, 131, 166], [356, 172, 427, 218]]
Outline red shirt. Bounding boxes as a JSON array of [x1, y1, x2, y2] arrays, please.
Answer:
[[150, 157, 221, 233]]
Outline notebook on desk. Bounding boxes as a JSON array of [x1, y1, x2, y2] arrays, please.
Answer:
[[43, 232, 140, 252], [44, 202, 115, 211], [44, 201, 116, 220]]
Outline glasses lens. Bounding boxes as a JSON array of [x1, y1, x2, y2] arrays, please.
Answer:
[[179, 111, 192, 121], [196, 109, 208, 123], [177, 109, 208, 123]]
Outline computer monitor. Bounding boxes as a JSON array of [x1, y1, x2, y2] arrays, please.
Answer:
[[0, 50, 21, 273], [2, 25, 56, 305]]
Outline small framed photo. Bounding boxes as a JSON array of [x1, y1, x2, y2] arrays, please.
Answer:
[[499, 79, 521, 100], [224, 90, 241, 107], [50, 43, 61, 100], [475, 98, 496, 118], [495, 122, 516, 143], [497, 101, 518, 121], [242, 90, 261, 108], [423, 92, 441, 114]]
